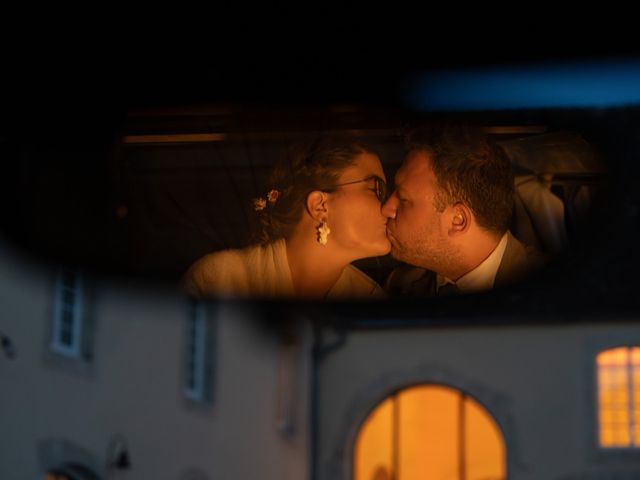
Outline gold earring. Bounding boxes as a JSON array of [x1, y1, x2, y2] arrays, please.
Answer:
[[317, 220, 331, 245]]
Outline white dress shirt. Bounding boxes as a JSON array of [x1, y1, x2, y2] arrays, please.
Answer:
[[436, 232, 509, 294]]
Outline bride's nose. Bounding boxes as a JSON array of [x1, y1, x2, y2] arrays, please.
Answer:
[[381, 192, 398, 219]]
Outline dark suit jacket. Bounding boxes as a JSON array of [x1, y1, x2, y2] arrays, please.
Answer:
[[384, 232, 548, 297]]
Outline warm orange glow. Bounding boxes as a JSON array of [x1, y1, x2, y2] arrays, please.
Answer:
[[355, 397, 394, 480], [398, 386, 459, 480], [597, 346, 640, 447], [355, 384, 506, 480], [465, 396, 506, 480], [631, 347, 640, 365]]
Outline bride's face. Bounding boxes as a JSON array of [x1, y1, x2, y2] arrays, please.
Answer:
[[327, 152, 391, 259]]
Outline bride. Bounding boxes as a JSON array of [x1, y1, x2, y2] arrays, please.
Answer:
[[181, 135, 391, 299]]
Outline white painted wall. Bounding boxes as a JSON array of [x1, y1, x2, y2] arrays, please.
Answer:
[[0, 240, 310, 480], [317, 321, 640, 480]]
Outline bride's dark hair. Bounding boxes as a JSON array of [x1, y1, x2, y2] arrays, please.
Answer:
[[255, 134, 377, 244]]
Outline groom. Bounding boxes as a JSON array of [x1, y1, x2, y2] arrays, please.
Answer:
[[382, 124, 547, 297]]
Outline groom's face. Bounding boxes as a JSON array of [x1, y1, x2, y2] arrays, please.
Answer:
[[382, 150, 451, 269]]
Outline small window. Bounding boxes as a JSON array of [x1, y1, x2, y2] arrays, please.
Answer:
[[51, 269, 84, 358], [184, 299, 213, 403], [596, 346, 640, 448]]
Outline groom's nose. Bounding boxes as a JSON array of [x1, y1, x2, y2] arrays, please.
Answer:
[[381, 192, 398, 219]]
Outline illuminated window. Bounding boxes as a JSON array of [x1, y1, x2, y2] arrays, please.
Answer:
[[355, 384, 506, 480], [184, 299, 213, 403], [596, 346, 640, 448], [51, 268, 84, 358]]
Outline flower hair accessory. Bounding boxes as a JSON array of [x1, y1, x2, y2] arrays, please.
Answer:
[[253, 197, 267, 211], [267, 189, 280, 203], [253, 189, 281, 211]]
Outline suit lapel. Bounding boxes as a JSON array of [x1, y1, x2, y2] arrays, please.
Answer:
[[495, 232, 529, 288]]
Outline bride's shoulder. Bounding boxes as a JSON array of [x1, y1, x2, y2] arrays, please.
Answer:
[[189, 246, 247, 271], [181, 246, 252, 296]]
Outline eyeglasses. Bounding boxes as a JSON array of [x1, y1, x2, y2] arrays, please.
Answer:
[[332, 175, 388, 203]]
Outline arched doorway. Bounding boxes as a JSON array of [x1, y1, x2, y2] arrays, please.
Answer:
[[354, 384, 506, 480]]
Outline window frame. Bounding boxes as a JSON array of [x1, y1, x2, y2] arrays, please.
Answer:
[[50, 268, 84, 358], [352, 383, 507, 480], [323, 360, 518, 480], [588, 335, 640, 463], [594, 345, 640, 451], [183, 298, 215, 405]]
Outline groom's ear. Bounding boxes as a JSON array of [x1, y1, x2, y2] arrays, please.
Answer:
[[306, 191, 329, 221], [448, 202, 471, 236]]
